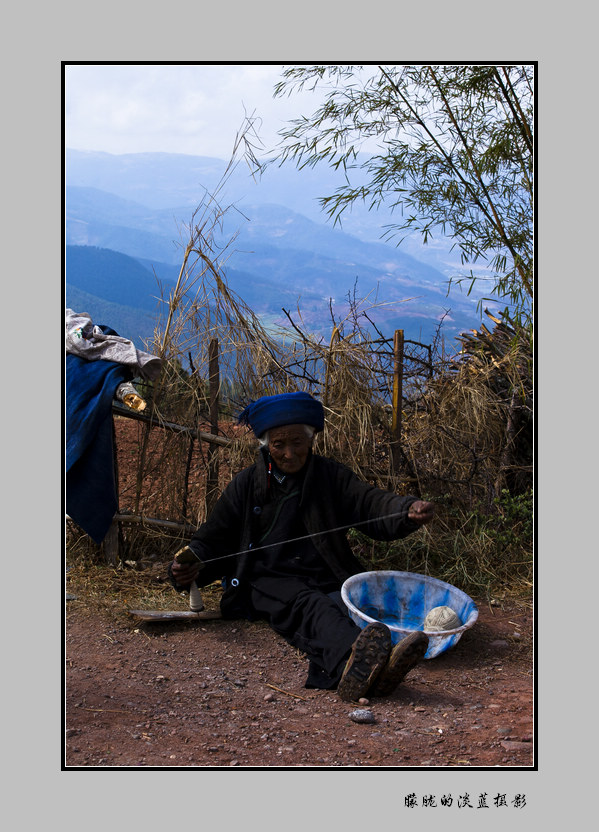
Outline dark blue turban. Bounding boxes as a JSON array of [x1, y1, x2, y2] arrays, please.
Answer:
[[238, 391, 325, 438]]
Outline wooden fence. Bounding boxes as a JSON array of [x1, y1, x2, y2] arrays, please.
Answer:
[[69, 329, 437, 563]]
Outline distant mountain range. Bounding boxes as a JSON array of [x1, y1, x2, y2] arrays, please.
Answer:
[[65, 149, 488, 349]]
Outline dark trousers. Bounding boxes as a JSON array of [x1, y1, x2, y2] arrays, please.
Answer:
[[249, 582, 361, 689]]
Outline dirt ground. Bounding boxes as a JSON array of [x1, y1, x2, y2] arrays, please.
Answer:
[[64, 416, 534, 769], [64, 591, 533, 769]]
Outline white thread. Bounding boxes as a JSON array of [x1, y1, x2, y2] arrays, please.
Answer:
[[196, 509, 411, 568]]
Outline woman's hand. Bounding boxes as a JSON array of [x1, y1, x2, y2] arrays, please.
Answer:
[[407, 500, 435, 526], [171, 559, 202, 587]]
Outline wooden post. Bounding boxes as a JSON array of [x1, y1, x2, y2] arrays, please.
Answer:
[[102, 418, 121, 564], [206, 338, 220, 513], [391, 329, 404, 477], [102, 522, 120, 565]]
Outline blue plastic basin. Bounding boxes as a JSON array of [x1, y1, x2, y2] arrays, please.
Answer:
[[341, 570, 479, 659]]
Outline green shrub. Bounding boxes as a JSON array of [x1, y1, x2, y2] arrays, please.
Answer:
[[348, 488, 533, 600]]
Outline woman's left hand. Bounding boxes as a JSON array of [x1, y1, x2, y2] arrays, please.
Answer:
[[407, 500, 435, 526]]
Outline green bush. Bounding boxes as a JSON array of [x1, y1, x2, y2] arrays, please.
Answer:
[[348, 488, 533, 600]]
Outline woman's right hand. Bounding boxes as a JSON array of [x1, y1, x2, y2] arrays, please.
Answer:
[[171, 560, 202, 587]]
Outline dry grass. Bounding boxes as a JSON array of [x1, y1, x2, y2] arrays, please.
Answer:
[[65, 551, 224, 626]]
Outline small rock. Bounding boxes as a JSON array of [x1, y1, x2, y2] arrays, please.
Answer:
[[349, 709, 376, 724], [501, 740, 532, 752], [496, 725, 513, 736], [263, 692, 275, 702], [490, 639, 509, 649], [358, 697, 369, 706]]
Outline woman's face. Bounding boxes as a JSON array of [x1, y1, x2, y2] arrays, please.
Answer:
[[268, 424, 313, 474]]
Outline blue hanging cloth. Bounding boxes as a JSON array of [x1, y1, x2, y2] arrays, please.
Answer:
[[65, 326, 132, 544]]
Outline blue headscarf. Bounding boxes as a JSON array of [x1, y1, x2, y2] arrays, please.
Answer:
[[238, 392, 325, 438]]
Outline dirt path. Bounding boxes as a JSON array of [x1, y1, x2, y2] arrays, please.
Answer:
[[64, 595, 533, 769]]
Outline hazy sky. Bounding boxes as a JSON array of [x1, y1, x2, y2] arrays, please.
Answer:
[[65, 63, 341, 160]]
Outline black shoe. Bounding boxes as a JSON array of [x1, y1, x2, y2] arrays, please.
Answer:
[[369, 631, 429, 697], [337, 622, 392, 702]]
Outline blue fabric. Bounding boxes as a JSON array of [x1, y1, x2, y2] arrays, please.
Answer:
[[66, 328, 132, 544], [238, 392, 324, 438]]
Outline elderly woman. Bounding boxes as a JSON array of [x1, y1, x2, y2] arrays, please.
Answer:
[[169, 391, 434, 702]]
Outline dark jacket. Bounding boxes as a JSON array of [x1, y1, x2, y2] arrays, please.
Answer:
[[175, 449, 421, 618]]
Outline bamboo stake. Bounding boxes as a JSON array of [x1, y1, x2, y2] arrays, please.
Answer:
[[391, 329, 404, 477], [206, 338, 220, 514]]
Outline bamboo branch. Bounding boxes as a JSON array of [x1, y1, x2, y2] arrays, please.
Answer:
[[498, 65, 534, 153], [265, 683, 308, 701], [66, 513, 196, 532], [426, 66, 532, 295], [112, 402, 234, 447], [112, 514, 196, 531]]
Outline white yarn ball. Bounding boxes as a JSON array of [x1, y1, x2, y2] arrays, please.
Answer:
[[423, 605, 462, 631]]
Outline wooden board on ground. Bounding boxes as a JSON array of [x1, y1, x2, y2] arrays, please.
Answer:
[[129, 609, 222, 622]]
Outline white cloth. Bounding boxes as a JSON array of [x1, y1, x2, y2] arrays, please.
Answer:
[[65, 309, 163, 381]]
